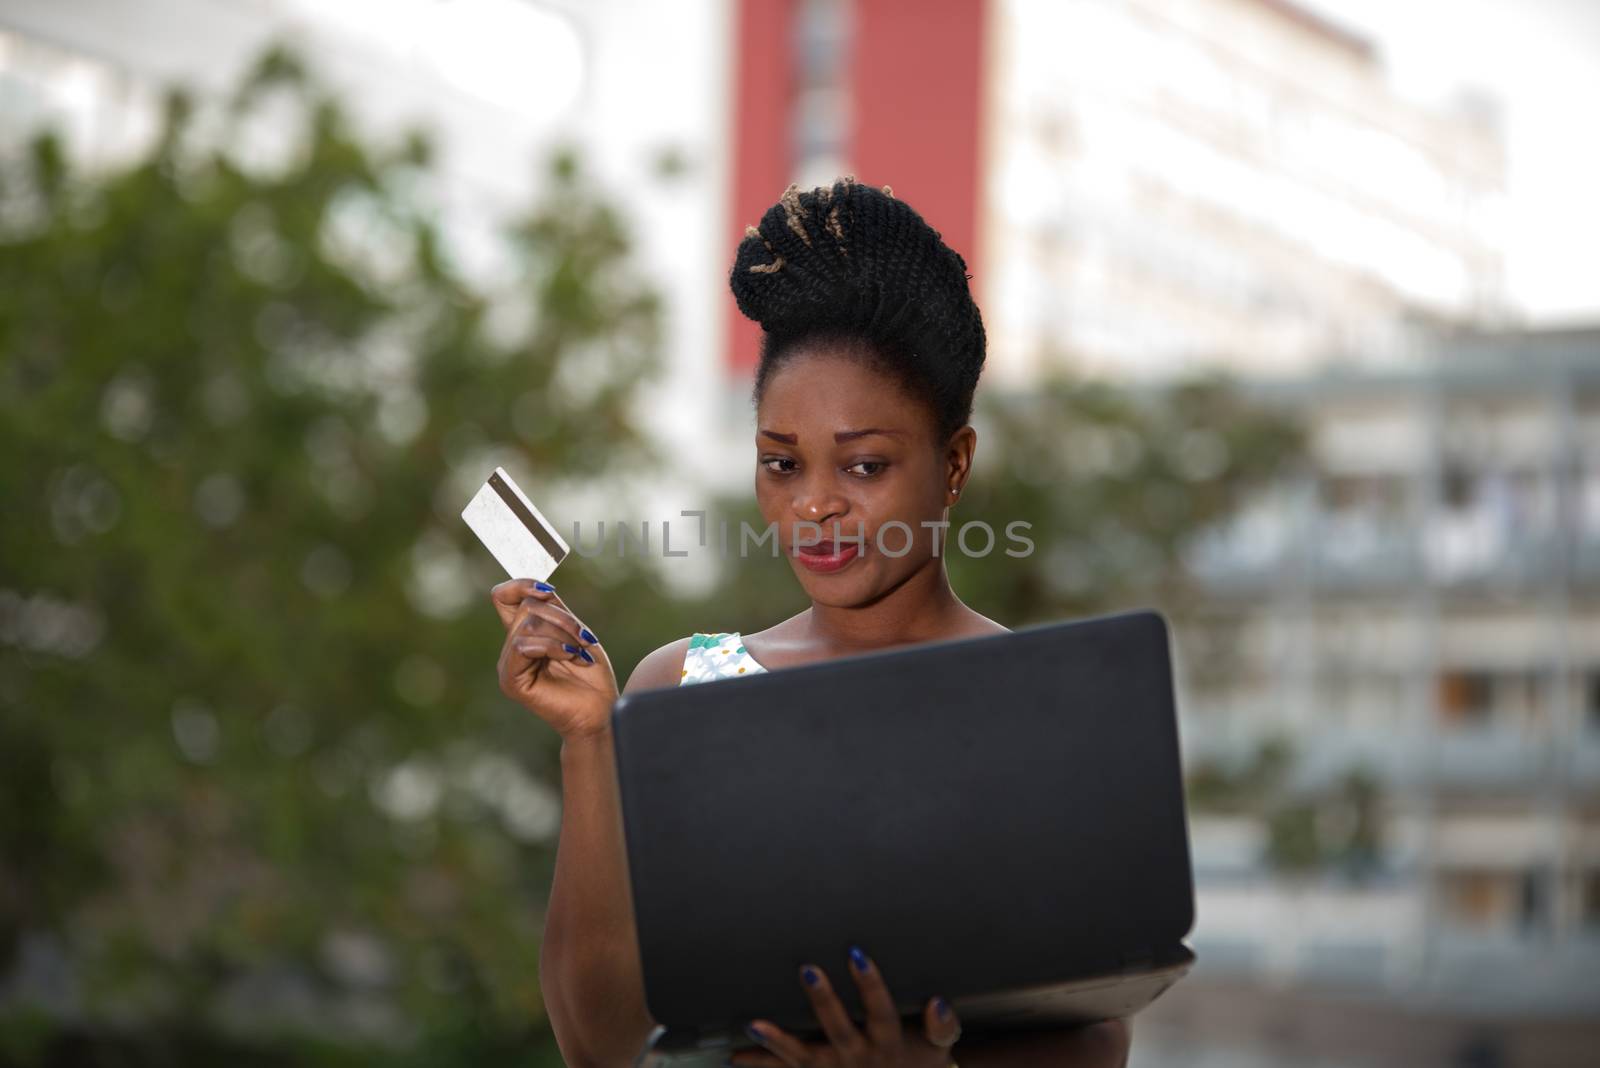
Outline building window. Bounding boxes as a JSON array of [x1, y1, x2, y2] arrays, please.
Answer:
[[1438, 870, 1516, 932], [1517, 869, 1549, 935], [1437, 671, 1493, 729], [1582, 871, 1600, 930], [791, 0, 851, 188], [1439, 868, 1550, 935]]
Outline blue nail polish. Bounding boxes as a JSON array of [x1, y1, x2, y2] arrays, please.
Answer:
[[745, 1023, 765, 1043], [534, 581, 556, 592], [849, 946, 868, 973], [562, 643, 578, 654], [801, 965, 820, 987], [578, 648, 596, 664], [935, 996, 951, 1021], [580, 627, 598, 644]]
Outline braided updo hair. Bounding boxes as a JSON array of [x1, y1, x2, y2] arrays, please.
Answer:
[[729, 177, 986, 443]]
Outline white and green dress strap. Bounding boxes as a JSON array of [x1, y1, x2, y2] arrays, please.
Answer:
[[679, 632, 768, 685]]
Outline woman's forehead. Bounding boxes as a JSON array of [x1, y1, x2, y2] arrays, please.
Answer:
[[758, 350, 929, 430]]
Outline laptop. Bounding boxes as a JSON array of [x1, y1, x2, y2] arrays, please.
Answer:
[[609, 610, 1197, 1067]]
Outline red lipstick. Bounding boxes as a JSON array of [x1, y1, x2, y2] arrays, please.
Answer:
[[793, 539, 861, 573]]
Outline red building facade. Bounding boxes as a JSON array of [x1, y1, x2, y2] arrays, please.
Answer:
[[725, 0, 989, 373]]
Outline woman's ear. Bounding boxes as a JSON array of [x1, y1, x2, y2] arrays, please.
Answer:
[[945, 425, 976, 500]]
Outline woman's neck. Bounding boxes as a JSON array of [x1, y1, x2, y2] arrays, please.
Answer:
[[804, 556, 967, 653]]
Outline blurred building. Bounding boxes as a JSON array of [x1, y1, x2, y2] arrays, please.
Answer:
[[725, 0, 1508, 388], [981, 0, 1508, 384], [1153, 326, 1600, 1063]]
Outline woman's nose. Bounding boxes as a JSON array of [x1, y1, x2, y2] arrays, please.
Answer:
[[792, 482, 848, 525]]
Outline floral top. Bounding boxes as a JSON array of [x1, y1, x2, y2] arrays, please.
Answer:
[[679, 632, 769, 685]]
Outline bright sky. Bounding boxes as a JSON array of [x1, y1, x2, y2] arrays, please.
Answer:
[[1302, 0, 1600, 323]]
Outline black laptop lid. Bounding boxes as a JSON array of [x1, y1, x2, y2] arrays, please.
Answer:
[[610, 610, 1195, 1036]]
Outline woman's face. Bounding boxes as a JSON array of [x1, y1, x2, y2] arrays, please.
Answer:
[[754, 346, 971, 608]]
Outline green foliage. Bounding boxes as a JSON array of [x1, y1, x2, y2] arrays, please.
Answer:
[[702, 373, 1307, 639], [954, 374, 1305, 623], [1189, 738, 1386, 877], [1187, 736, 1295, 811], [0, 46, 664, 1063]]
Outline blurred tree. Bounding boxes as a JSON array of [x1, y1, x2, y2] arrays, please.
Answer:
[[0, 46, 670, 1066], [1188, 737, 1387, 877], [955, 374, 1304, 624]]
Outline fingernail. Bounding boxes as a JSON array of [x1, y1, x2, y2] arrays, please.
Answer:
[[534, 581, 556, 592], [578, 648, 596, 665], [849, 946, 869, 973], [579, 627, 598, 644], [935, 996, 951, 1021], [745, 1023, 765, 1043], [562, 643, 578, 654], [800, 965, 820, 987]]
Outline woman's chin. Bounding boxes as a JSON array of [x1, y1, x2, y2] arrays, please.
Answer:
[[792, 561, 874, 602]]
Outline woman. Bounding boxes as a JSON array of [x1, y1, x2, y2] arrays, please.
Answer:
[[489, 179, 1132, 1068]]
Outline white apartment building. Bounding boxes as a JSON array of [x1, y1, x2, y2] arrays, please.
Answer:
[[981, 0, 1509, 384], [1176, 326, 1600, 1017]]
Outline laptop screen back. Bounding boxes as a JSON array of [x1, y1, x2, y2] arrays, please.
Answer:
[[610, 610, 1195, 1036]]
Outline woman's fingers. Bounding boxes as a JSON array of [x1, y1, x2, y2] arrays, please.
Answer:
[[795, 964, 868, 1058], [511, 635, 585, 664], [489, 577, 557, 629], [489, 579, 619, 739], [921, 994, 962, 1049], [843, 946, 903, 1049], [492, 579, 605, 666], [733, 957, 957, 1067], [497, 636, 583, 698], [741, 1021, 813, 1068], [514, 600, 595, 658]]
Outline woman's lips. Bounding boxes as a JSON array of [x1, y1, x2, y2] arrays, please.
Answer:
[[793, 540, 861, 573]]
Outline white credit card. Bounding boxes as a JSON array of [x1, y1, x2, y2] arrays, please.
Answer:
[[461, 466, 570, 581]]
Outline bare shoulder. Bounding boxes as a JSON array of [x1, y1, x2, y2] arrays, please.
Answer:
[[623, 636, 693, 694], [738, 610, 807, 663], [961, 606, 1010, 637], [744, 609, 807, 646]]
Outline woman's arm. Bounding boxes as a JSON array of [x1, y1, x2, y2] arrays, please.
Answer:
[[539, 639, 690, 1068]]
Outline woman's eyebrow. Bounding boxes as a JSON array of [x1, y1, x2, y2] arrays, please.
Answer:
[[757, 428, 905, 444], [834, 428, 904, 442]]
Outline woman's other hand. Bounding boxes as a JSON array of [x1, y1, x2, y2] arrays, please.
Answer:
[[732, 946, 960, 1068], [491, 579, 617, 740]]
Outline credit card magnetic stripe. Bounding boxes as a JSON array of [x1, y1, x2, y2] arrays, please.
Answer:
[[488, 470, 569, 565]]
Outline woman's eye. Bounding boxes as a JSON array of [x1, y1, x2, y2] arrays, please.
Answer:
[[761, 457, 797, 474], [845, 461, 887, 477]]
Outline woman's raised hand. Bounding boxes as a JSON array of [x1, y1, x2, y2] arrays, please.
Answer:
[[490, 579, 618, 740], [731, 946, 961, 1068]]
